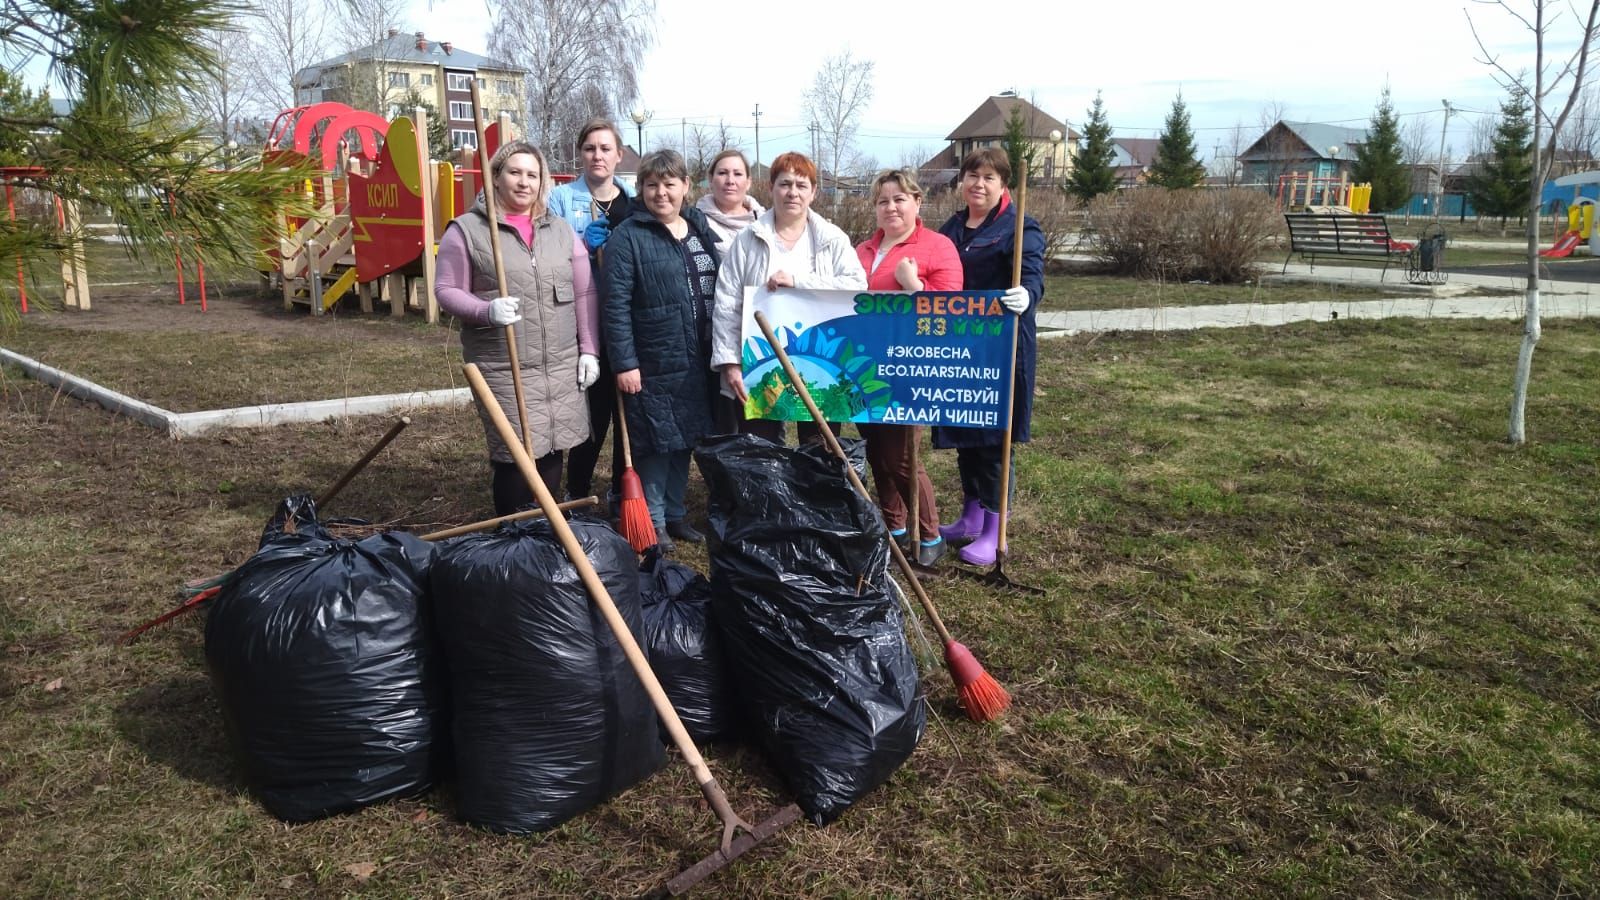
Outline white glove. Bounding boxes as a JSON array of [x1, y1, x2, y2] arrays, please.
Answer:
[[487, 295, 521, 326], [1000, 285, 1030, 315], [577, 353, 600, 389]]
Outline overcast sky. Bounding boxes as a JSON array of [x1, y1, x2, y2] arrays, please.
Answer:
[[406, 0, 1573, 169], [11, 0, 1573, 166]]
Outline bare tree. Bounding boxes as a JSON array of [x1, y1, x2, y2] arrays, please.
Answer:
[[334, 0, 409, 115], [1250, 100, 1296, 194], [487, 0, 655, 172], [802, 48, 874, 205], [189, 24, 256, 162], [243, 0, 331, 114], [1469, 0, 1600, 445], [1210, 120, 1250, 186]]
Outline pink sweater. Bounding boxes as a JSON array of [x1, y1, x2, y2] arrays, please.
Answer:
[[434, 222, 599, 355], [855, 221, 963, 292]]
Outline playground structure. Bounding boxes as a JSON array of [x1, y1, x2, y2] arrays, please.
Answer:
[[263, 101, 526, 322], [1540, 196, 1595, 258], [1276, 172, 1374, 214]]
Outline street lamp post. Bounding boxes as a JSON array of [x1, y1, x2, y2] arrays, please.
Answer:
[[1435, 100, 1453, 220], [629, 108, 651, 155], [1048, 129, 1063, 187]]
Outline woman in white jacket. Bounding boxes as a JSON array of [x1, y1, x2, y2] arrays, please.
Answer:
[[711, 151, 866, 442]]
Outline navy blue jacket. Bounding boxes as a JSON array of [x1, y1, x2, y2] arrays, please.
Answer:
[[603, 206, 721, 455], [931, 195, 1046, 447]]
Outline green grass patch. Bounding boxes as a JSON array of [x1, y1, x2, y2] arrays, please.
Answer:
[[2, 314, 1598, 895]]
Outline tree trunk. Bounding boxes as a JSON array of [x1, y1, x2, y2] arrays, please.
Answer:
[[1508, 283, 1540, 444]]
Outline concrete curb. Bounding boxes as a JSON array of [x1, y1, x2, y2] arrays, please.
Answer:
[[1036, 293, 1600, 338], [1, 347, 469, 438]]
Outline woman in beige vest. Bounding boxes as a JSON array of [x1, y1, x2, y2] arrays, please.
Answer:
[[435, 140, 602, 515]]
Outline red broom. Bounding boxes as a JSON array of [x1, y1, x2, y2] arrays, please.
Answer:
[[614, 390, 657, 552], [751, 311, 1010, 722]]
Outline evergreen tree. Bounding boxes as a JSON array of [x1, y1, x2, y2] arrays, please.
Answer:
[[1, 2, 312, 316], [1000, 104, 1038, 189], [1467, 89, 1534, 226], [1068, 91, 1117, 202], [0, 69, 54, 167], [1351, 87, 1411, 212], [400, 90, 451, 160], [1147, 94, 1206, 189]]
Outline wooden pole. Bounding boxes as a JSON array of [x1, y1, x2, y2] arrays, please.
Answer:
[[994, 162, 1027, 562], [470, 80, 534, 457]]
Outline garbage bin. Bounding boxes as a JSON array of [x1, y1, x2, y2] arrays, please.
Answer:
[[1419, 233, 1445, 271]]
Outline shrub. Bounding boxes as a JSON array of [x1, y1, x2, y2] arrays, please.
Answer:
[[1189, 189, 1279, 283], [1087, 187, 1277, 284], [1088, 188, 1197, 280]]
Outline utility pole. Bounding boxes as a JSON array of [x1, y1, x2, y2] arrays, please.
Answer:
[[681, 117, 686, 156], [1435, 99, 1453, 220], [753, 103, 762, 174], [808, 122, 818, 163]]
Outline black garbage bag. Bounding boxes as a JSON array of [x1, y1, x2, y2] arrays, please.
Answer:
[[431, 516, 664, 834], [204, 494, 443, 822], [637, 550, 733, 744], [694, 434, 925, 825]]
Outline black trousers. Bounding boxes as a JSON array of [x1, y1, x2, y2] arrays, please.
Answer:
[[956, 445, 1015, 513], [491, 452, 564, 517]]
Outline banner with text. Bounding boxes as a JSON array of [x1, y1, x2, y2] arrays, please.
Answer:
[[738, 287, 1014, 428]]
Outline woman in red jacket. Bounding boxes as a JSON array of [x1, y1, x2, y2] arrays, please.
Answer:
[[855, 170, 962, 566]]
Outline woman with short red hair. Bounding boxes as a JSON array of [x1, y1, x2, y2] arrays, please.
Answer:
[[710, 151, 866, 442]]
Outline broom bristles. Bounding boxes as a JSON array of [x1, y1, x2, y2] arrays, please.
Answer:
[[957, 670, 1011, 722], [617, 468, 657, 553], [944, 639, 1011, 722]]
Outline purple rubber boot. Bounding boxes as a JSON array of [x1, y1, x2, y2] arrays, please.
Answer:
[[939, 497, 985, 544], [958, 511, 1001, 566]]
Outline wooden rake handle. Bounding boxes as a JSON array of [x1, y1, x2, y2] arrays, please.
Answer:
[[751, 312, 957, 646], [463, 363, 751, 853], [996, 162, 1028, 559], [315, 416, 409, 508], [470, 81, 533, 457]]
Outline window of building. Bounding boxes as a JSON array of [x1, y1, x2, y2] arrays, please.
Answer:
[[448, 100, 473, 120], [451, 129, 477, 149], [388, 71, 409, 88], [497, 79, 514, 94], [447, 72, 473, 91], [419, 73, 434, 86]]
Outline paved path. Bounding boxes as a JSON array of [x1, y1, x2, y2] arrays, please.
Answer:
[[1037, 264, 1600, 336]]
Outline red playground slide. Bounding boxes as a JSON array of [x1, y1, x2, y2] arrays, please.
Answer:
[[1540, 230, 1584, 258]]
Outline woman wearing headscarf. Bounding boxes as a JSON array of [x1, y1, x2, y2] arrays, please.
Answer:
[[694, 148, 764, 251], [434, 140, 601, 515]]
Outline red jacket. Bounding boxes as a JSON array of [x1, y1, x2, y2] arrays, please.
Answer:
[[855, 220, 964, 292]]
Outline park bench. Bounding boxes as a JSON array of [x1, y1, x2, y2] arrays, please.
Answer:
[[1283, 212, 1414, 280]]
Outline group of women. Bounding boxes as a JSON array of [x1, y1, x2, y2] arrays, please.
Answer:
[[434, 118, 1045, 565]]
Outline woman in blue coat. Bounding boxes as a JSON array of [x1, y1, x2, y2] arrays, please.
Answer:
[[933, 148, 1045, 566], [604, 150, 721, 549]]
